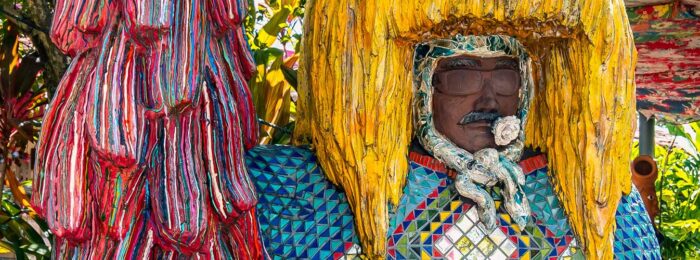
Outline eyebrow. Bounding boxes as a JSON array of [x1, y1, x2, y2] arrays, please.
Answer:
[[441, 58, 480, 70], [438, 58, 519, 71], [495, 59, 519, 70]]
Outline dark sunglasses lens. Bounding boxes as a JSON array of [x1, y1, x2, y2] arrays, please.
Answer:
[[434, 70, 482, 95], [491, 70, 520, 95]]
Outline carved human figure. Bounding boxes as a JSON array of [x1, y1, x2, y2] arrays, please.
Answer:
[[31, 0, 264, 258], [246, 35, 661, 259], [431, 56, 521, 153]]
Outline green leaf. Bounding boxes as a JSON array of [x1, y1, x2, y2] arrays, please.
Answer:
[[281, 64, 297, 88], [666, 124, 693, 147], [253, 47, 284, 67], [19, 243, 50, 256], [660, 219, 700, 242], [255, 6, 293, 48], [690, 122, 700, 151]]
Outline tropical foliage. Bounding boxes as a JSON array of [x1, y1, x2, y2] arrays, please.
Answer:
[[0, 186, 51, 259], [0, 18, 52, 259], [0, 0, 67, 95], [633, 123, 700, 259], [245, 0, 305, 145], [654, 123, 700, 259]]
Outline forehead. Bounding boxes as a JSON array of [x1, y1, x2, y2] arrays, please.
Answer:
[[436, 55, 519, 71]]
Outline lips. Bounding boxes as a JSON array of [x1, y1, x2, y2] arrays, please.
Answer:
[[462, 120, 493, 135], [467, 120, 492, 128]]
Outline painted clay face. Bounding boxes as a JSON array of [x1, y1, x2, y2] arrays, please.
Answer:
[[432, 55, 521, 153]]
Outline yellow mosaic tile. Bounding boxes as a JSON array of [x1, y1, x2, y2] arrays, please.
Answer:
[[455, 236, 475, 255], [477, 238, 496, 256]]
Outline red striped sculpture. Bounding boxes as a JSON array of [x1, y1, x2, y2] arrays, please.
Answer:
[[32, 0, 263, 258]]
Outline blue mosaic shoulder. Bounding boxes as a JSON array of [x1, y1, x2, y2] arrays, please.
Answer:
[[245, 145, 360, 259], [246, 146, 661, 259]]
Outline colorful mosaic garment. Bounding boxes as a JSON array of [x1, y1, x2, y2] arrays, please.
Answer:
[[247, 146, 661, 259]]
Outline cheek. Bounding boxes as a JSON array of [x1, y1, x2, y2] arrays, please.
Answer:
[[433, 94, 477, 121], [498, 95, 521, 116]]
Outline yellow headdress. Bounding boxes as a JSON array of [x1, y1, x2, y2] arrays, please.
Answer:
[[294, 0, 637, 258]]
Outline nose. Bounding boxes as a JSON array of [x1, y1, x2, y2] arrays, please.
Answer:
[[473, 79, 499, 112]]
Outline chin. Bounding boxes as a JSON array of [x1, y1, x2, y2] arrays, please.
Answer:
[[458, 142, 497, 153]]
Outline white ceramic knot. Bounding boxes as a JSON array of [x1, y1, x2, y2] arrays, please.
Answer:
[[474, 148, 499, 169], [492, 116, 520, 146]]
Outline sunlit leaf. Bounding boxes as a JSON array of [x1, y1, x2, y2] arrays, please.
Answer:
[[255, 5, 293, 48], [660, 219, 700, 242], [255, 56, 292, 144], [654, 123, 700, 257]]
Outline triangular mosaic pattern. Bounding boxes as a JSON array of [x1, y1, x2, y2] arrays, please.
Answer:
[[246, 146, 360, 259], [613, 188, 662, 259], [522, 168, 570, 237], [385, 161, 580, 260], [247, 146, 661, 259]]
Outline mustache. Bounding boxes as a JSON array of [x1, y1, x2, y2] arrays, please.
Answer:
[[458, 112, 502, 125]]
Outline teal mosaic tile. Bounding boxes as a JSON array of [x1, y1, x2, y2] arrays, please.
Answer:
[[247, 146, 660, 259]]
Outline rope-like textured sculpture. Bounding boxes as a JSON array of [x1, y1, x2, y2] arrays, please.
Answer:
[[295, 0, 637, 258], [32, 0, 263, 257]]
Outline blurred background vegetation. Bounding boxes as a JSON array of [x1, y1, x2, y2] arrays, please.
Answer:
[[0, 0, 697, 258], [0, 0, 60, 258], [245, 0, 304, 145]]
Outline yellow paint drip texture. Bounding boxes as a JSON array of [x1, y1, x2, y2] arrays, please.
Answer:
[[295, 0, 637, 258]]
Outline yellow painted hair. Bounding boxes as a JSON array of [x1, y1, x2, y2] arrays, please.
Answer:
[[294, 0, 636, 258]]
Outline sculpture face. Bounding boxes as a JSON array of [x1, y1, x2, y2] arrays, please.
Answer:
[[432, 56, 521, 153]]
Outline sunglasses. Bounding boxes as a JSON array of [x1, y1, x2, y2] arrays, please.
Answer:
[[432, 68, 520, 96]]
